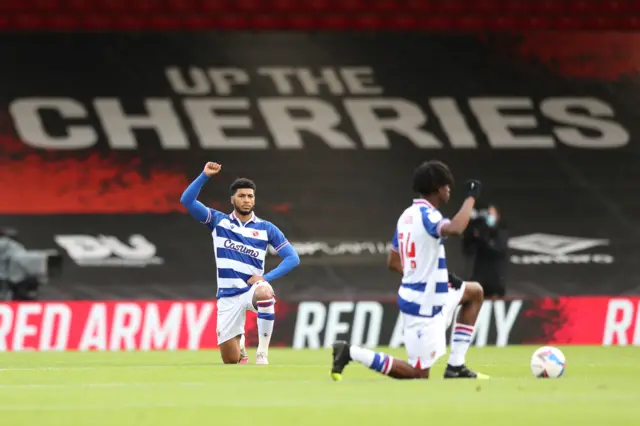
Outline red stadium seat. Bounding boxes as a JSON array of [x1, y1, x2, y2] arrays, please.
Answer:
[[0, 0, 636, 30]]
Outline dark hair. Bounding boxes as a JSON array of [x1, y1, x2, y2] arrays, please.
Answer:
[[412, 160, 454, 196], [230, 178, 256, 196]]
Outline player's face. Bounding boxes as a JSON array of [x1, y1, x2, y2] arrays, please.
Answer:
[[438, 185, 451, 203], [231, 188, 256, 215]]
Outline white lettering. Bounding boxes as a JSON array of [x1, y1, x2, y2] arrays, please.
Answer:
[[345, 99, 442, 148], [634, 303, 640, 345], [165, 67, 211, 95], [603, 299, 634, 346], [140, 304, 183, 350], [39, 304, 71, 351], [184, 98, 268, 149], [12, 304, 42, 351], [0, 305, 14, 351], [323, 302, 354, 348], [471, 98, 555, 148], [55, 235, 110, 261], [109, 303, 142, 351], [10, 98, 97, 149], [297, 68, 344, 95], [350, 302, 383, 348], [493, 300, 522, 346], [340, 67, 382, 95], [260, 98, 356, 149], [258, 67, 296, 95], [185, 303, 214, 350], [78, 304, 107, 351], [208, 68, 250, 96], [101, 235, 156, 260], [94, 98, 188, 149], [292, 302, 326, 349], [510, 254, 614, 265], [430, 98, 478, 148], [542, 97, 629, 148], [473, 301, 493, 347]]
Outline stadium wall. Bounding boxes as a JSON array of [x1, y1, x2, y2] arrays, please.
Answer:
[[0, 297, 638, 351], [2, 31, 640, 300]]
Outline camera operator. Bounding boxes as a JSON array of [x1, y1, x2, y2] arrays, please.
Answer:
[[0, 227, 62, 301], [462, 203, 509, 298]]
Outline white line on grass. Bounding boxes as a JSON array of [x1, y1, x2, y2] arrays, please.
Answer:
[[0, 365, 328, 372], [0, 363, 633, 372], [0, 395, 638, 411], [0, 380, 330, 389]]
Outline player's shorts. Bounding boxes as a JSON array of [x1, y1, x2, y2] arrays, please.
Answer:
[[402, 282, 466, 370], [402, 312, 446, 369], [216, 284, 259, 345]]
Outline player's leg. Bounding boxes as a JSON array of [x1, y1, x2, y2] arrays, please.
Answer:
[[331, 341, 425, 381], [217, 296, 246, 364], [444, 281, 489, 379], [219, 336, 242, 364], [331, 313, 443, 381], [238, 334, 248, 364], [251, 281, 276, 365]]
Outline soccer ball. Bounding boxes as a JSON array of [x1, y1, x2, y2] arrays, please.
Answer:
[[530, 346, 566, 378]]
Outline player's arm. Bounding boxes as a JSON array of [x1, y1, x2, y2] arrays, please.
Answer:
[[180, 162, 222, 225], [440, 180, 482, 237], [387, 229, 403, 274], [261, 223, 300, 282]]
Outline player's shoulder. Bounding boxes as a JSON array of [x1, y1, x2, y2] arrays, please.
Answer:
[[418, 205, 443, 223], [250, 216, 278, 230], [212, 209, 233, 223]]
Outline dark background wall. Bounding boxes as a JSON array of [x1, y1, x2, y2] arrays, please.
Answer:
[[1, 1, 639, 301]]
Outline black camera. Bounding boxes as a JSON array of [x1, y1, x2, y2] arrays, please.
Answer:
[[0, 228, 63, 301]]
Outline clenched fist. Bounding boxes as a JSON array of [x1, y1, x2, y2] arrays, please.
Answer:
[[203, 162, 222, 177], [463, 179, 482, 200]]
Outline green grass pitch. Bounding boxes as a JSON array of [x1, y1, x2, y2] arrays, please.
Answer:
[[0, 346, 638, 426]]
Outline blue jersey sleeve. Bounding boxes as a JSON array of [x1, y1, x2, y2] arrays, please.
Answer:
[[391, 229, 399, 252], [180, 172, 225, 230], [264, 222, 300, 282], [267, 222, 290, 252], [420, 207, 451, 238], [202, 208, 226, 231]]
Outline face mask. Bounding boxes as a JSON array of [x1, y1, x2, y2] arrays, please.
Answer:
[[486, 214, 497, 227]]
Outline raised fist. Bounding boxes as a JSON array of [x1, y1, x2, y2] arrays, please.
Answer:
[[203, 162, 222, 177], [464, 179, 482, 200]]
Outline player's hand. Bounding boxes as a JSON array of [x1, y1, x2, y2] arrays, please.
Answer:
[[463, 179, 482, 200], [247, 275, 265, 285], [448, 272, 464, 290], [203, 162, 222, 177]]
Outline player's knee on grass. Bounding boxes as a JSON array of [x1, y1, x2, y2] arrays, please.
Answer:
[[462, 281, 484, 304], [219, 338, 242, 364], [399, 365, 428, 379]]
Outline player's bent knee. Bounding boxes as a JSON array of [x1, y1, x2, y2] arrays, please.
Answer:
[[221, 355, 240, 364], [466, 281, 484, 302], [253, 282, 274, 301], [219, 339, 241, 364]]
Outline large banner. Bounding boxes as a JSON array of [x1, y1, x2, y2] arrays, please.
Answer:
[[1, 32, 640, 298], [1, 296, 638, 351]]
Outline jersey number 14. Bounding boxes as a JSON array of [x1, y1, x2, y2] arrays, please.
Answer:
[[398, 232, 417, 269]]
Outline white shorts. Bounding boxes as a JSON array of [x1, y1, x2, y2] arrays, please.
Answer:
[[216, 285, 258, 345], [402, 282, 466, 370], [402, 312, 446, 369]]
